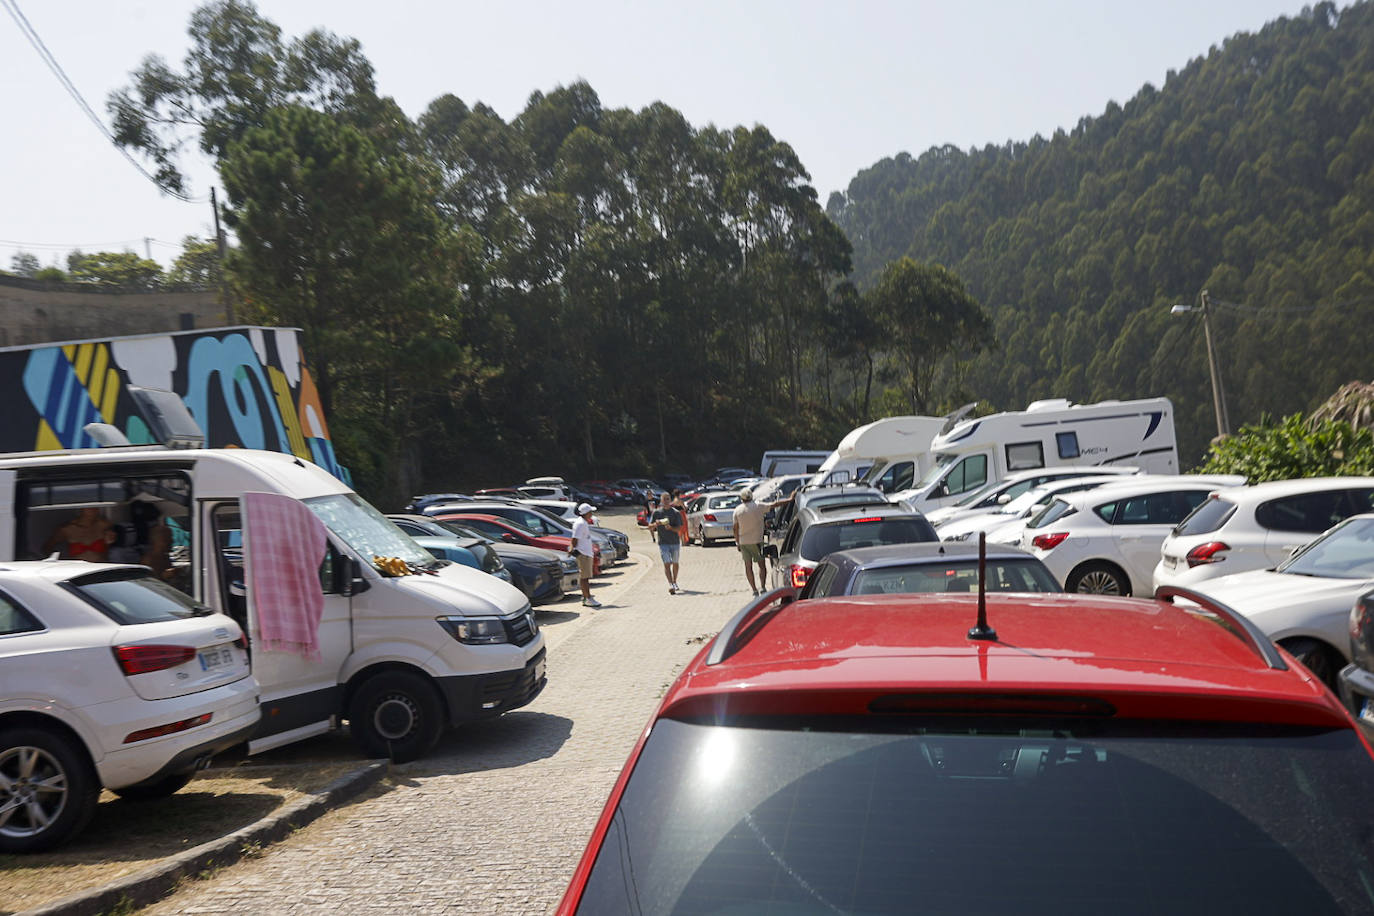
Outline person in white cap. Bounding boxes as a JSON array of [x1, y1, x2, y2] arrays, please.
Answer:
[[570, 502, 601, 607]]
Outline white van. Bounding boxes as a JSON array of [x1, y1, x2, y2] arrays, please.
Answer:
[[888, 398, 1178, 514], [0, 446, 546, 763], [809, 415, 951, 488]]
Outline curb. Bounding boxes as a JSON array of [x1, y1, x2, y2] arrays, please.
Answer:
[[17, 760, 389, 916]]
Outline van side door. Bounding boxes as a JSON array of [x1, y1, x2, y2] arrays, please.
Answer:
[[207, 499, 353, 752]]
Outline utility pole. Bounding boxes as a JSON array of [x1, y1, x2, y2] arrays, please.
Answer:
[[144, 237, 152, 260], [211, 187, 234, 324], [1199, 289, 1230, 439]]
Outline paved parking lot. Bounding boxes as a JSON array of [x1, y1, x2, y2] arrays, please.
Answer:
[[140, 508, 755, 915]]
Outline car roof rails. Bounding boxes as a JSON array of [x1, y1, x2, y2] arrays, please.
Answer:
[[813, 500, 899, 514], [707, 588, 798, 665]]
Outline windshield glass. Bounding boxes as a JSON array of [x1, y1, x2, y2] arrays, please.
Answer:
[[916, 454, 956, 489], [798, 517, 937, 560], [304, 493, 433, 567], [847, 558, 1061, 595], [1026, 498, 1076, 530], [576, 718, 1374, 915], [950, 477, 1007, 509], [1278, 516, 1374, 579], [72, 568, 211, 623]]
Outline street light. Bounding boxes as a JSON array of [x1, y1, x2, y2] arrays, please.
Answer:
[[1170, 289, 1230, 439]]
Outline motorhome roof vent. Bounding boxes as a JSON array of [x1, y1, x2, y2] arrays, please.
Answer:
[[83, 422, 131, 447], [1026, 399, 1072, 412], [128, 386, 205, 449]]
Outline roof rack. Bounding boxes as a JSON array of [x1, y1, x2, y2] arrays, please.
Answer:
[[813, 500, 896, 514], [706, 588, 798, 665], [1154, 585, 1289, 671]]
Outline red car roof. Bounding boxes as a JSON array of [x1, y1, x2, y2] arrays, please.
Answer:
[[662, 593, 1349, 727]]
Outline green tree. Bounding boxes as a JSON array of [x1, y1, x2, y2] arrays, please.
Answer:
[[65, 250, 164, 289], [168, 236, 222, 286], [1198, 413, 1374, 480], [9, 252, 41, 277]]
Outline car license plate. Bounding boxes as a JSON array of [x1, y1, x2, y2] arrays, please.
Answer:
[[199, 644, 236, 671]]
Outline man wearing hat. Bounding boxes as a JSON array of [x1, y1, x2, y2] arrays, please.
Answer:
[[732, 487, 794, 596], [570, 502, 601, 607]]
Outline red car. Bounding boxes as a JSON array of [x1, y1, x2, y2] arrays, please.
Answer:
[[558, 585, 1374, 913], [438, 513, 601, 575]]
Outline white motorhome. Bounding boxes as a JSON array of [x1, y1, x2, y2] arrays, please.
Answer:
[[0, 445, 546, 764], [887, 398, 1178, 514], [759, 450, 831, 477], [809, 415, 951, 489]]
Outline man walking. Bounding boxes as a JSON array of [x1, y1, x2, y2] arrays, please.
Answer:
[[649, 492, 683, 594], [732, 487, 793, 596], [570, 502, 601, 607]]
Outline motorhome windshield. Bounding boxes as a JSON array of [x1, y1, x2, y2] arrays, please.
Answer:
[[304, 493, 434, 567], [916, 455, 957, 489]]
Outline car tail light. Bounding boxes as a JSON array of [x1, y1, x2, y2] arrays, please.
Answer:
[[124, 712, 213, 744], [113, 644, 197, 676], [1185, 541, 1230, 567], [704, 513, 718, 522], [852, 516, 883, 523], [789, 564, 811, 588], [1031, 532, 1070, 550], [235, 633, 249, 650]]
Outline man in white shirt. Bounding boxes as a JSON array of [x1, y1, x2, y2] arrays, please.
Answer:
[[732, 487, 793, 596], [569, 503, 601, 607]]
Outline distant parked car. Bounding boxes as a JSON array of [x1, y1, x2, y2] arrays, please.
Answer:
[[438, 513, 601, 574], [386, 514, 512, 582], [438, 521, 574, 605], [1340, 588, 1374, 737], [1186, 513, 1374, 689], [799, 542, 1061, 598], [685, 490, 743, 546], [921, 466, 1140, 528], [1154, 477, 1374, 591], [0, 562, 259, 851], [938, 476, 1128, 544]]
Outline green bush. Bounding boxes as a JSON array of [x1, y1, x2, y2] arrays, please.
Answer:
[[1197, 414, 1374, 482]]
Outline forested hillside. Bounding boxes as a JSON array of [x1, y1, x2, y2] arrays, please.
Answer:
[[828, 0, 1374, 463]]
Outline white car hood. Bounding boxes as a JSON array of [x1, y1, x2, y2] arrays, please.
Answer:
[[1191, 568, 1374, 624]]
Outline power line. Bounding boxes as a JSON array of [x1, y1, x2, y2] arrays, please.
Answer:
[[1, 0, 208, 204]]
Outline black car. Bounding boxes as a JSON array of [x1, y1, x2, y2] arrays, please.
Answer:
[[428, 518, 573, 605], [798, 542, 1061, 598]]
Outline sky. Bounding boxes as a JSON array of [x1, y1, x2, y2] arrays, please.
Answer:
[[1, 0, 1307, 269]]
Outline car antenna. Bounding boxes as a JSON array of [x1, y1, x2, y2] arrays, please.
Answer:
[[967, 532, 997, 641]]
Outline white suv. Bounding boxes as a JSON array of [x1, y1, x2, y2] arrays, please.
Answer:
[[1021, 475, 1245, 595], [1153, 477, 1374, 591], [1, 562, 259, 852]]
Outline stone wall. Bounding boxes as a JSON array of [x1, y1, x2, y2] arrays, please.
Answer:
[[0, 275, 228, 348]]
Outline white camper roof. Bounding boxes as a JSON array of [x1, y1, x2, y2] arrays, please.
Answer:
[[830, 415, 946, 463]]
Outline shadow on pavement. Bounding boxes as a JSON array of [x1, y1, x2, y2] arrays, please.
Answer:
[[401, 711, 574, 777]]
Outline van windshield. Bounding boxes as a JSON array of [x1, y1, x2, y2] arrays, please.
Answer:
[[304, 493, 434, 568], [916, 454, 956, 489]]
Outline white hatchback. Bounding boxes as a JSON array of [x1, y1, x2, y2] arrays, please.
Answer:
[[1021, 475, 1245, 596], [1153, 477, 1374, 591], [0, 562, 259, 852]]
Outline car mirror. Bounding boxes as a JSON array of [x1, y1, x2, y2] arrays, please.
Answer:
[[341, 556, 371, 597]]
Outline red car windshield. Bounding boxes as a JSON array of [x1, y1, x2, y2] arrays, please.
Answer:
[[574, 717, 1374, 914]]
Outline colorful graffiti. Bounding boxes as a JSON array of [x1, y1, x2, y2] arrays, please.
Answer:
[[3, 327, 344, 480]]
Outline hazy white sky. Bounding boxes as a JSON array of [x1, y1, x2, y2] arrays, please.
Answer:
[[2, 0, 1304, 268]]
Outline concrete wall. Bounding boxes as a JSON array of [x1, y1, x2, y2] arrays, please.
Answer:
[[0, 275, 226, 348]]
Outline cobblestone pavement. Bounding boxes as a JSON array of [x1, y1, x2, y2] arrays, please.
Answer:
[[140, 508, 757, 915]]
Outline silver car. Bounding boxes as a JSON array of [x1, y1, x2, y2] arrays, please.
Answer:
[[686, 491, 743, 545]]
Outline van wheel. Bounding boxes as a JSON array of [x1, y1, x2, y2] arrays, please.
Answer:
[[0, 727, 99, 853], [111, 772, 194, 800], [1067, 562, 1130, 596], [348, 671, 444, 763], [1280, 638, 1340, 691]]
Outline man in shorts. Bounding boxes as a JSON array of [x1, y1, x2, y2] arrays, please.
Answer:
[[569, 502, 601, 607], [732, 487, 793, 596], [649, 492, 683, 594]]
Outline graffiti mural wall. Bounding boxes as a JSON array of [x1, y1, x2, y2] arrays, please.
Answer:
[[0, 326, 344, 479]]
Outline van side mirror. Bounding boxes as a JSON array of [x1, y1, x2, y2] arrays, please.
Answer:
[[341, 556, 371, 596]]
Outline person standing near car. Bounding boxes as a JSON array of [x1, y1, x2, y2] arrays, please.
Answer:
[[570, 502, 601, 607], [672, 491, 690, 545], [649, 492, 684, 594], [732, 487, 794, 596]]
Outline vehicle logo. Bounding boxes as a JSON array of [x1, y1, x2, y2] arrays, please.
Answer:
[[214, 628, 230, 638]]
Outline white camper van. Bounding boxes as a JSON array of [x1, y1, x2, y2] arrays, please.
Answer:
[[0, 446, 547, 763], [809, 415, 950, 488], [759, 450, 831, 477], [886, 398, 1178, 514]]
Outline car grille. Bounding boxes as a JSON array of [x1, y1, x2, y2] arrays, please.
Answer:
[[502, 608, 539, 646]]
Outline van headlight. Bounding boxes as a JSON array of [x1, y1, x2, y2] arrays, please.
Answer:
[[437, 616, 509, 645]]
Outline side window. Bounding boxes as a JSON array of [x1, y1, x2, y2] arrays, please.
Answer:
[[1057, 432, 1081, 460], [873, 462, 915, 494], [1259, 491, 1369, 534], [1094, 500, 1120, 524], [802, 563, 838, 598], [781, 520, 802, 555], [0, 593, 43, 635], [1005, 442, 1045, 471], [944, 455, 988, 496]]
